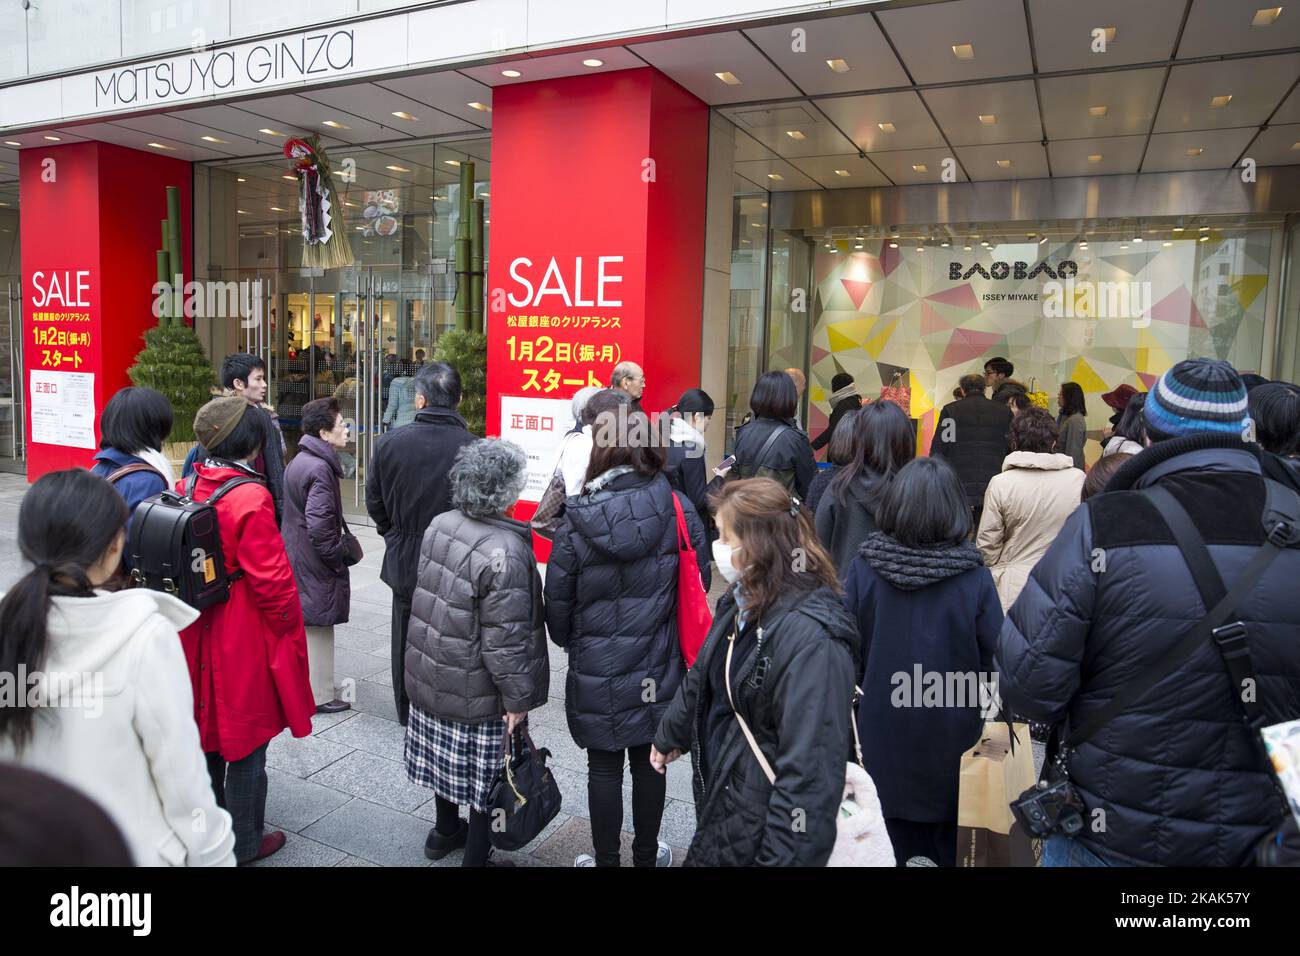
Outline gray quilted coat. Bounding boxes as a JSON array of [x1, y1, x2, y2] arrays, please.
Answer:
[[405, 510, 549, 722]]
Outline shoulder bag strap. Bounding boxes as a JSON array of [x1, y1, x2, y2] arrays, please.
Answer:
[[1065, 485, 1286, 747], [106, 462, 166, 486], [753, 423, 788, 467], [207, 476, 263, 506], [725, 626, 777, 785]]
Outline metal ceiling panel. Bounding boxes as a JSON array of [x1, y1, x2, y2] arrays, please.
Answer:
[[1154, 54, 1300, 132], [742, 11, 909, 95], [921, 79, 1042, 146], [1046, 133, 1147, 176], [877, 0, 1033, 84], [955, 140, 1051, 180], [1142, 127, 1256, 172], [1038, 67, 1166, 140], [1177, 0, 1300, 58], [813, 90, 947, 152], [628, 31, 802, 105], [1027, 0, 1186, 71]]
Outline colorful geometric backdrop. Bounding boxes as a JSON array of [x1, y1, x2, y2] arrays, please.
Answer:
[[808, 232, 1271, 458]]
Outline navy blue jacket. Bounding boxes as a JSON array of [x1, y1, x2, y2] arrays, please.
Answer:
[[91, 447, 167, 518], [997, 433, 1300, 866], [842, 545, 1002, 822]]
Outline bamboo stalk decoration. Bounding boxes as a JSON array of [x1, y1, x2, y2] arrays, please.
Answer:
[[454, 161, 474, 332], [470, 198, 484, 333], [167, 185, 183, 323]]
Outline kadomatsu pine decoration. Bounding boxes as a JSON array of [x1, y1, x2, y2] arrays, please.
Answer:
[[127, 324, 216, 444], [284, 135, 355, 270], [433, 330, 487, 437]]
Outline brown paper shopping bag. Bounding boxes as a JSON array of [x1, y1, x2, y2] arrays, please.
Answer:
[[956, 721, 1038, 867]]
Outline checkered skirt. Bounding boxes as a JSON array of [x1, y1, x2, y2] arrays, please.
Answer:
[[404, 704, 506, 813]]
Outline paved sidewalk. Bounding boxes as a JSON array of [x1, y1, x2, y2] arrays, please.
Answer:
[[0, 472, 699, 867]]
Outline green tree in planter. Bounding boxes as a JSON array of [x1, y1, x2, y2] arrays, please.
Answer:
[[127, 324, 216, 443], [433, 330, 487, 437]]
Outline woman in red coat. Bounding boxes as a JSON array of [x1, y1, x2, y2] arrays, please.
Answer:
[[181, 396, 314, 865]]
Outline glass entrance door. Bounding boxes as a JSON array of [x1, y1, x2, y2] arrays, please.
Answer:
[[0, 281, 23, 474]]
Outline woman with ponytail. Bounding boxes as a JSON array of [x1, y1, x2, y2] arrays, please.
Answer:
[[650, 477, 860, 866], [0, 469, 234, 867]]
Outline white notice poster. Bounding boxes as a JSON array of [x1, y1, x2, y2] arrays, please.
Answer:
[[30, 370, 96, 450], [499, 395, 576, 503]]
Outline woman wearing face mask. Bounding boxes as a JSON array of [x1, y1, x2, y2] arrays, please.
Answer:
[[545, 407, 708, 868], [650, 478, 860, 866], [663, 390, 716, 579]]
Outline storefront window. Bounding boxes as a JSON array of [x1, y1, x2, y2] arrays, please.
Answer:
[[767, 228, 812, 420], [0, 186, 21, 470], [724, 188, 768, 451], [806, 222, 1275, 461]]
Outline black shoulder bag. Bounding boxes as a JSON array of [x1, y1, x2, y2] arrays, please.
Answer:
[[1011, 478, 1300, 862]]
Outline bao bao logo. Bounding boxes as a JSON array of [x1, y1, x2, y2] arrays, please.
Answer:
[[948, 259, 1079, 281]]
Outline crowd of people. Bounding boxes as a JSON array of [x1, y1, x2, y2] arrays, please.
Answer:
[[1, 347, 1299, 869]]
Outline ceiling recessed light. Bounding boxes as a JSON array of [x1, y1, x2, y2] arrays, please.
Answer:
[[888, 242, 899, 248], [1252, 7, 1283, 27], [981, 240, 990, 247], [391, 111, 417, 121], [1099, 26, 1117, 42], [434, 195, 446, 201], [281, 174, 296, 180], [995, 159, 1012, 168], [941, 241, 950, 247], [826, 58, 850, 73], [258, 128, 284, 136], [964, 245, 973, 251], [951, 43, 975, 60], [4, 140, 20, 146], [468, 102, 491, 112], [147, 142, 174, 150], [1200, 234, 1210, 241], [834, 169, 851, 177], [878, 122, 896, 133], [1120, 244, 1128, 250], [715, 71, 740, 85], [767, 173, 783, 180], [1133, 236, 1143, 243], [200, 135, 225, 143], [786, 130, 805, 140], [1087, 154, 1103, 163], [444, 159, 461, 166], [479, 192, 489, 198], [1186, 147, 1204, 157], [44, 135, 61, 141], [978, 114, 997, 125], [912, 164, 927, 172], [1039, 234, 1048, 244], [1210, 95, 1233, 108], [321, 120, 348, 129], [1088, 105, 1108, 117], [237, 209, 248, 214], [1163, 241, 1173, 247], [1173, 225, 1184, 231], [1079, 241, 1088, 248], [854, 242, 864, 250], [761, 202, 768, 208], [1200, 225, 1210, 231], [501, 69, 522, 78], [270, 206, 286, 211], [583, 59, 604, 68], [386, 165, 411, 172]]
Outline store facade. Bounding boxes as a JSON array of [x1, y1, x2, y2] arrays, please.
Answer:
[[4, 0, 1300, 508]]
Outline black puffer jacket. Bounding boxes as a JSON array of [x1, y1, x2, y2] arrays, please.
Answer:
[[997, 433, 1300, 866], [654, 585, 859, 866], [544, 470, 707, 750], [406, 511, 549, 723], [732, 416, 816, 499], [931, 394, 1012, 507]]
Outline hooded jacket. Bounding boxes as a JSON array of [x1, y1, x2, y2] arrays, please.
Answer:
[[996, 433, 1300, 866], [732, 416, 817, 499], [406, 511, 549, 722], [815, 471, 887, 578], [544, 470, 707, 751], [977, 451, 1086, 611], [282, 435, 350, 626], [842, 534, 1002, 822], [653, 585, 860, 866], [0, 589, 235, 867]]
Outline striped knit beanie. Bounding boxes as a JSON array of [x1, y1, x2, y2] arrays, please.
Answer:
[[1144, 358, 1249, 440]]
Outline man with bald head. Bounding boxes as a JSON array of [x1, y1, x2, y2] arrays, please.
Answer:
[[611, 361, 646, 411], [785, 367, 806, 429]]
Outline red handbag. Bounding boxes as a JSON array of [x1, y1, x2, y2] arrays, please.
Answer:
[[672, 493, 713, 668]]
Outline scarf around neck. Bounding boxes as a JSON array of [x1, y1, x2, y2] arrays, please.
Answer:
[[859, 531, 984, 590]]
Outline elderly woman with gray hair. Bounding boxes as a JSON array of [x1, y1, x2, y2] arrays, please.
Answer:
[[403, 439, 550, 867]]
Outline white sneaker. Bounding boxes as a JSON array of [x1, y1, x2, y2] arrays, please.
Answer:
[[656, 841, 673, 868], [574, 853, 596, 867]]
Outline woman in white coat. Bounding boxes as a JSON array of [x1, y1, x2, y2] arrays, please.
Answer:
[[0, 468, 235, 867], [976, 408, 1086, 611]]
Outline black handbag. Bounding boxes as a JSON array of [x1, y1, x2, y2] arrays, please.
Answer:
[[485, 725, 562, 851]]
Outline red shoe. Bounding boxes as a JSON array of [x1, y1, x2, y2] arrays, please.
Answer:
[[239, 830, 287, 865]]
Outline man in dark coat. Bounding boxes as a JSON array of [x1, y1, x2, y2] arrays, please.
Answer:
[[931, 372, 1012, 522], [997, 359, 1300, 867], [811, 372, 862, 453], [366, 362, 478, 725]]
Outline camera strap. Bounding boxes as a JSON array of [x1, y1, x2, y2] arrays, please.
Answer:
[[1063, 480, 1298, 750]]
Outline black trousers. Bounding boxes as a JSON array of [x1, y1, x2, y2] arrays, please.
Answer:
[[885, 817, 957, 867], [587, 743, 666, 867], [391, 591, 412, 726], [434, 796, 492, 867], [206, 744, 269, 864]]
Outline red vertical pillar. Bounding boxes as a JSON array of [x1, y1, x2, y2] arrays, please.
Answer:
[[485, 67, 708, 534], [19, 142, 192, 480]]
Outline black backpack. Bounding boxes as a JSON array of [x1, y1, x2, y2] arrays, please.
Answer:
[[127, 471, 263, 610]]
